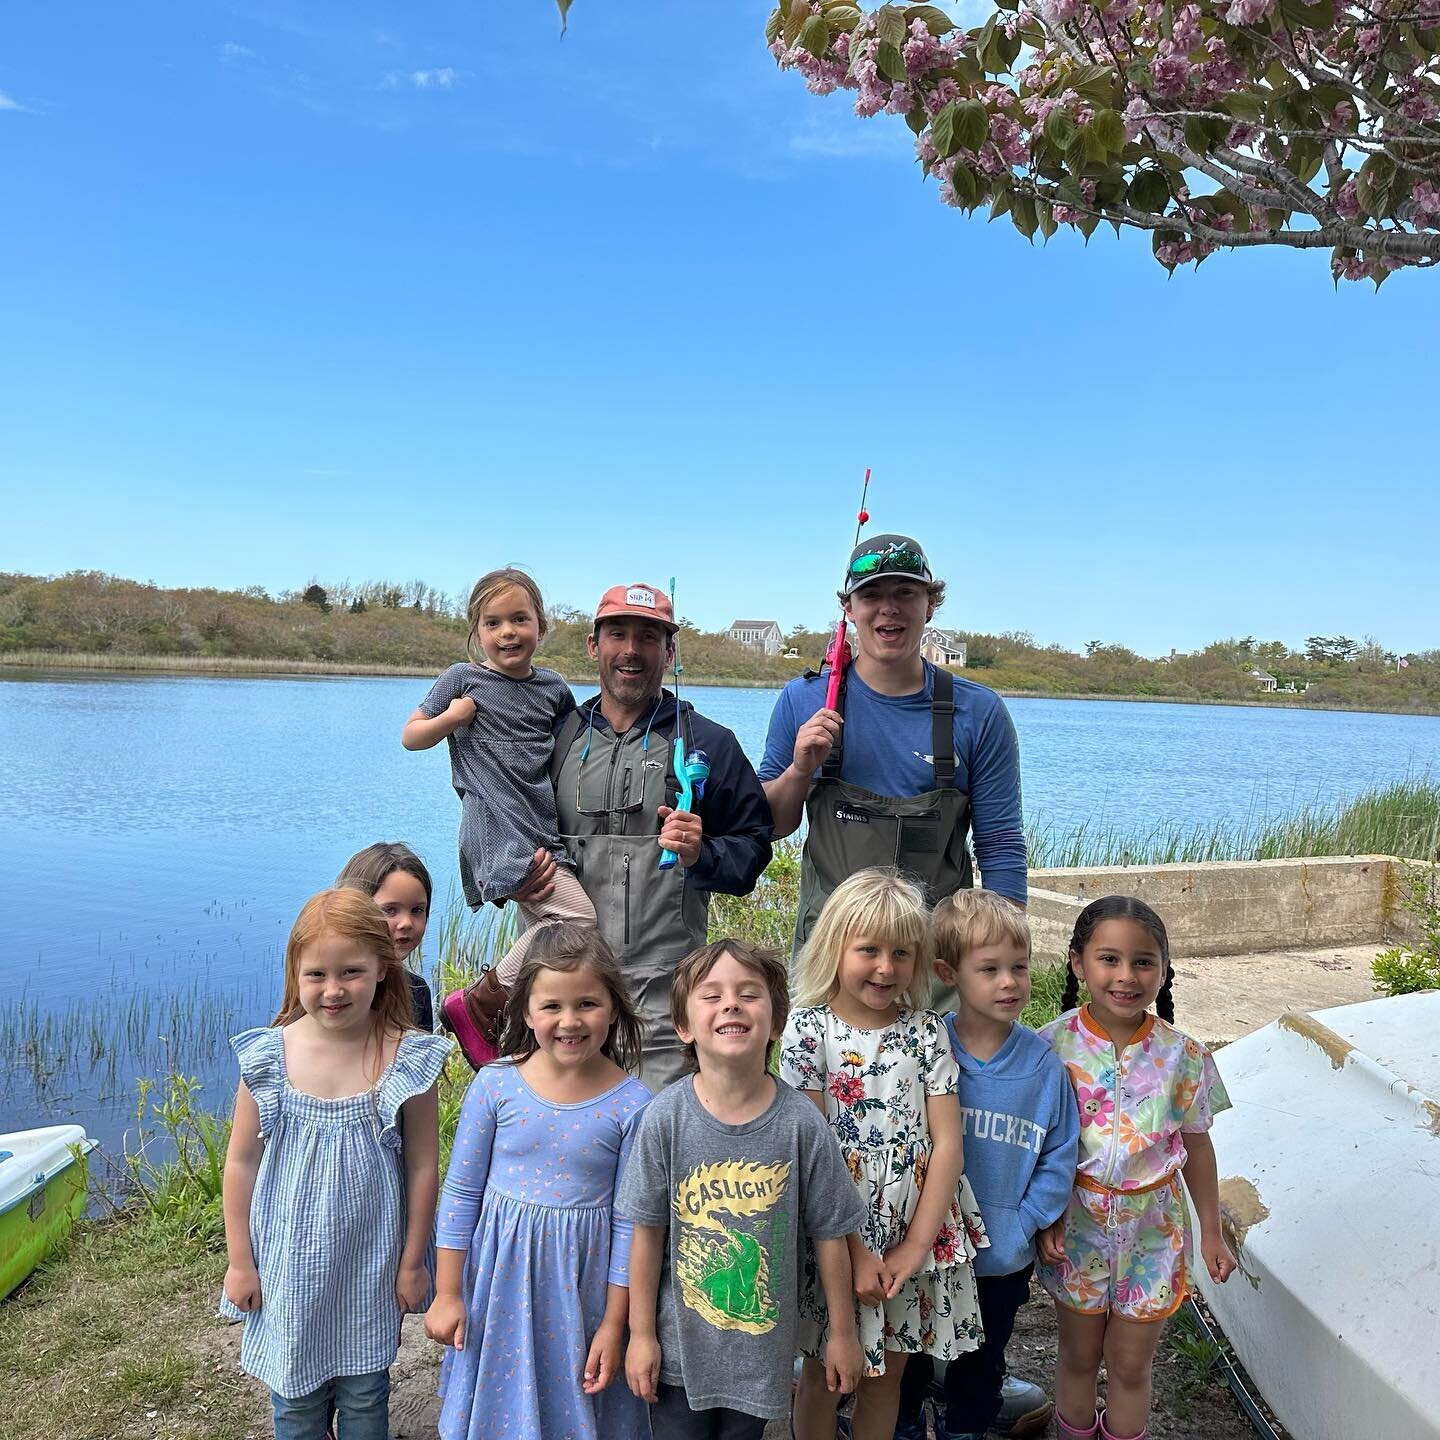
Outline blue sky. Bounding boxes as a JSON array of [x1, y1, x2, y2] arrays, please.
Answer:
[[2, 1, 1434, 656]]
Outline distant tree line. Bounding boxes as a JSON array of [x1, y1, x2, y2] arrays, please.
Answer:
[[1, 572, 1435, 710]]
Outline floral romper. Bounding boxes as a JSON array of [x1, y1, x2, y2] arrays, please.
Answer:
[[1037, 1005, 1230, 1322], [780, 1005, 988, 1375]]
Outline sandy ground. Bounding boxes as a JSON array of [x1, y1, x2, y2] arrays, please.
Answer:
[[213, 1281, 1270, 1439]]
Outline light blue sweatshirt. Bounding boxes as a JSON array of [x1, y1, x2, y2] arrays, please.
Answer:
[[947, 1016, 1080, 1276]]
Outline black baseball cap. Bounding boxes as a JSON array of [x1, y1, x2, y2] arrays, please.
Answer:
[[842, 534, 934, 597]]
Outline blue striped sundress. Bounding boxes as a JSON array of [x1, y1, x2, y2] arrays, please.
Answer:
[[219, 1024, 451, 1399]]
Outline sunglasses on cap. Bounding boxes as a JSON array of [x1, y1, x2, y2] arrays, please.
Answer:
[[849, 542, 930, 580]]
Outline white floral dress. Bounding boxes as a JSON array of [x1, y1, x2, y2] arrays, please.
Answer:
[[780, 1004, 988, 1374]]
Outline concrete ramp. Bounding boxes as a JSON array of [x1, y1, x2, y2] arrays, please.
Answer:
[[1199, 991, 1440, 1440]]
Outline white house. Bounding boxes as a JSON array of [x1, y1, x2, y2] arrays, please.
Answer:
[[921, 627, 967, 668], [728, 619, 784, 657], [1248, 667, 1279, 692]]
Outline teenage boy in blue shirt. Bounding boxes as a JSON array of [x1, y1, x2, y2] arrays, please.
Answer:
[[895, 891, 1079, 1440]]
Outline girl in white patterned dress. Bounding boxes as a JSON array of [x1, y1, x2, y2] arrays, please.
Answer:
[[781, 868, 987, 1440]]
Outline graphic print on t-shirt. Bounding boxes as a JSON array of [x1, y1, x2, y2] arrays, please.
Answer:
[[673, 1160, 790, 1336]]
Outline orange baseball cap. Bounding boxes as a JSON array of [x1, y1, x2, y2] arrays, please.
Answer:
[[593, 583, 678, 633]]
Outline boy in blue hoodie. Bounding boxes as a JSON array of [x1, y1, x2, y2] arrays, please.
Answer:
[[894, 891, 1079, 1440]]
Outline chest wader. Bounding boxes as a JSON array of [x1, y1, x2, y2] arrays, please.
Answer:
[[551, 707, 706, 1091], [795, 667, 972, 1014]]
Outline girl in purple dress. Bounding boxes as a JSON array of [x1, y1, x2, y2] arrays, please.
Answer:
[[425, 922, 651, 1440]]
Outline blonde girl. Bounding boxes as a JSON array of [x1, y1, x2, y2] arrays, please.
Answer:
[[780, 868, 988, 1440], [1038, 896, 1235, 1440], [425, 922, 650, 1440], [401, 568, 596, 1064], [221, 889, 451, 1440]]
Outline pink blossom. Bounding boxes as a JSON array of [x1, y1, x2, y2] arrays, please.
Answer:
[[1411, 180, 1440, 228], [904, 21, 945, 75], [1356, 26, 1381, 53], [1042, 0, 1084, 23], [1149, 54, 1192, 96], [990, 114, 1029, 165], [1326, 101, 1353, 131], [1053, 204, 1082, 223], [1223, 0, 1272, 25], [1122, 95, 1151, 139], [884, 83, 914, 115], [1399, 92, 1438, 121], [926, 77, 961, 115], [1335, 178, 1361, 219], [1226, 121, 1259, 147], [1172, 4, 1203, 51]]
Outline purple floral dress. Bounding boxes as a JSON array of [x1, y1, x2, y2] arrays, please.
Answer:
[[780, 1005, 988, 1374]]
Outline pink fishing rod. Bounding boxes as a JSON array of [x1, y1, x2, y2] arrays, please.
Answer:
[[824, 467, 872, 712]]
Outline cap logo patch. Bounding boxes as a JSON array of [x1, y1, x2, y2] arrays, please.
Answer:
[[626, 587, 656, 608]]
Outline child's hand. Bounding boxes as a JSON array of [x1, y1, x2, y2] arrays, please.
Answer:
[[851, 1248, 888, 1307], [624, 1334, 661, 1404], [447, 695, 477, 728], [881, 1240, 927, 1298], [825, 1330, 863, 1395], [424, 1294, 468, 1351], [395, 1260, 430, 1313], [582, 1319, 624, 1394], [1038, 1219, 1068, 1266], [1201, 1231, 1237, 1284], [223, 1262, 262, 1312]]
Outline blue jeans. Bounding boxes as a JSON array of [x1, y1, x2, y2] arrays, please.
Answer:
[[270, 1370, 390, 1440]]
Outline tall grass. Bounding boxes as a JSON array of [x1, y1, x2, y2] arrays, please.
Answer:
[[1027, 778, 1440, 869], [0, 650, 433, 676]]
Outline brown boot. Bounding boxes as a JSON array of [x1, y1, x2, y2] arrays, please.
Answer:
[[465, 968, 509, 1042]]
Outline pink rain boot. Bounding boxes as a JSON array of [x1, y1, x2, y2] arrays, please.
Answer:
[[1055, 1410, 1100, 1440], [1098, 1410, 1147, 1440]]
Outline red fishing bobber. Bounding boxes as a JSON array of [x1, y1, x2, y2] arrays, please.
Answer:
[[858, 510, 869, 524]]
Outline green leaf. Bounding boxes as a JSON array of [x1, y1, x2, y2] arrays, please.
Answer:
[[1126, 61, 1152, 89], [824, 6, 865, 31], [1036, 197, 1058, 239], [1044, 108, 1077, 150], [1183, 115, 1214, 154], [877, 4, 908, 48], [905, 4, 957, 33], [1128, 167, 1172, 213], [557, 0, 574, 30], [989, 187, 1014, 220], [1011, 191, 1039, 239], [876, 38, 908, 81], [1065, 131, 1093, 174], [1091, 108, 1126, 157], [798, 14, 831, 57], [956, 98, 989, 151], [765, 7, 784, 44], [906, 103, 929, 135], [1220, 91, 1263, 121], [1056, 177, 1086, 208], [1356, 153, 1396, 217], [1077, 211, 1101, 239], [782, 0, 811, 49], [931, 100, 961, 156], [951, 165, 980, 208]]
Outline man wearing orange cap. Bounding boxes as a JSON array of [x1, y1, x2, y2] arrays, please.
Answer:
[[516, 582, 773, 1091]]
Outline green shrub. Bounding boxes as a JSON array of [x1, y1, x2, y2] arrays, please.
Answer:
[[1373, 863, 1440, 996]]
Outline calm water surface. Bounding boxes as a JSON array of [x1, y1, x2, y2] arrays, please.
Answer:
[[3, 671, 1437, 1151]]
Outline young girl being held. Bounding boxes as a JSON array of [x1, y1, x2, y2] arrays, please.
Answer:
[[337, 841, 437, 1031], [221, 889, 451, 1439], [425, 922, 651, 1440], [781, 868, 988, 1440], [1038, 896, 1236, 1440], [401, 568, 595, 1065]]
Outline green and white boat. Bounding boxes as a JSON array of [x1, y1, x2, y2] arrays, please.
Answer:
[[0, 1124, 96, 1300]]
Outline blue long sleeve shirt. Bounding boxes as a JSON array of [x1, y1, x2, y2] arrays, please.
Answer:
[[758, 664, 1027, 904], [945, 1017, 1079, 1275]]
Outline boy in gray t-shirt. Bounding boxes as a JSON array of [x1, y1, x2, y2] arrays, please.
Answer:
[[617, 940, 865, 1437]]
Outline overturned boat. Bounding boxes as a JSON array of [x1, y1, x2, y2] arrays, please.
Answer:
[[1199, 991, 1440, 1440], [0, 1124, 96, 1301]]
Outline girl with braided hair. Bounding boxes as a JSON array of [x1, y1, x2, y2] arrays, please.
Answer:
[[1035, 897, 1235, 1440]]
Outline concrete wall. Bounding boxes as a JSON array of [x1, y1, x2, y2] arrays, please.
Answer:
[[1024, 855, 1406, 964]]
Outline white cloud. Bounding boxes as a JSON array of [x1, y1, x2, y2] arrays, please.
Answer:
[[789, 110, 909, 159], [381, 67, 460, 91], [0, 90, 24, 111], [220, 42, 257, 61]]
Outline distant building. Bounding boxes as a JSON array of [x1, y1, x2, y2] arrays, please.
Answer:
[[1248, 667, 1279, 692], [921, 627, 967, 668], [728, 619, 784, 657]]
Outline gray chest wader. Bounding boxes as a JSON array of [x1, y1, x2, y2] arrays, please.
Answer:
[[795, 667, 972, 1014], [551, 706, 707, 1090]]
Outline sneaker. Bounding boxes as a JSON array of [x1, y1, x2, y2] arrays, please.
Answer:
[[993, 1373, 1054, 1438]]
